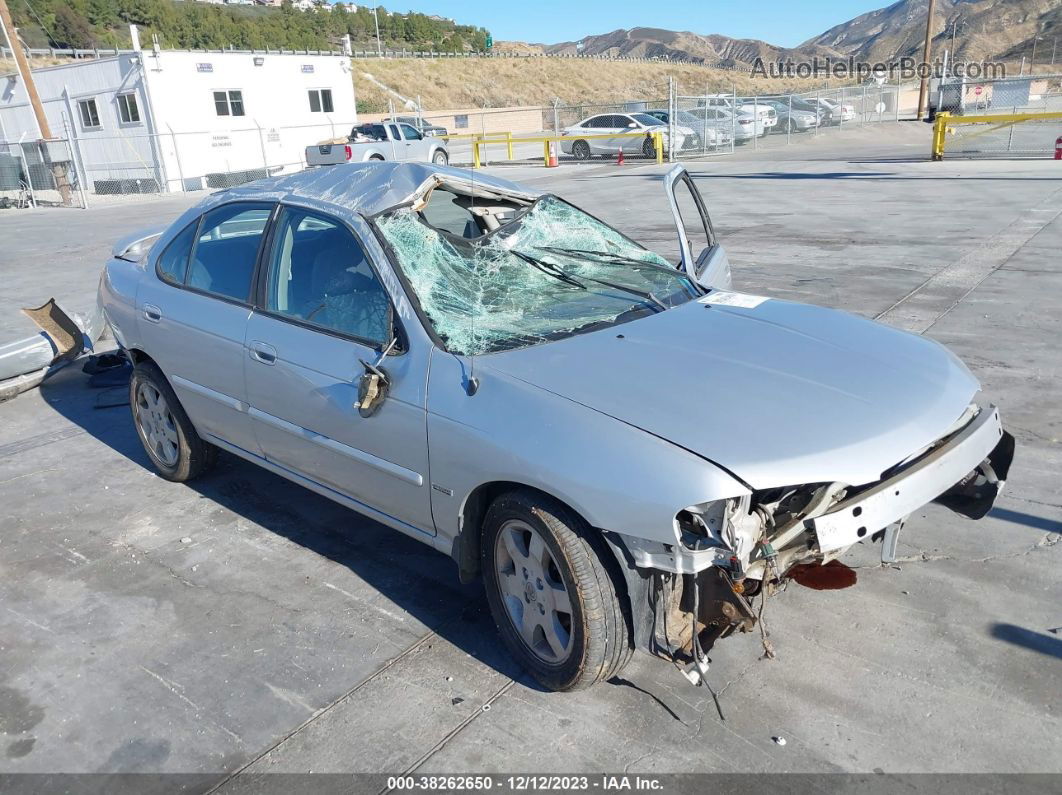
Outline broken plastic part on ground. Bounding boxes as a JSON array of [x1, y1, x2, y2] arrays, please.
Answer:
[[376, 193, 692, 356]]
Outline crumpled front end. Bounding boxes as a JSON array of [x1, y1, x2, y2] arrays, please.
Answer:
[[618, 404, 1014, 673]]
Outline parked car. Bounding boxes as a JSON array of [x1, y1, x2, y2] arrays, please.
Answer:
[[642, 109, 734, 150], [703, 96, 775, 136], [761, 100, 819, 133], [305, 122, 448, 166], [806, 97, 856, 125], [560, 112, 689, 159], [385, 115, 448, 137], [682, 106, 763, 143], [99, 162, 1013, 693]]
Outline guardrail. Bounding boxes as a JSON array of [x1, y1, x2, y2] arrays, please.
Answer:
[[442, 131, 515, 159], [470, 131, 664, 168], [932, 110, 1062, 160]]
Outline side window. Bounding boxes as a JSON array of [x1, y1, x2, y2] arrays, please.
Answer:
[[400, 123, 422, 140], [582, 116, 605, 128], [187, 203, 272, 301], [388, 124, 402, 140], [265, 207, 391, 345], [156, 221, 199, 285]]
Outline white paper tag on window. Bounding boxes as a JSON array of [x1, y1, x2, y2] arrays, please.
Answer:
[[698, 291, 770, 309]]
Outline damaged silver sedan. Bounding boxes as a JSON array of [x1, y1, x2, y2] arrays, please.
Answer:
[[98, 162, 1014, 691]]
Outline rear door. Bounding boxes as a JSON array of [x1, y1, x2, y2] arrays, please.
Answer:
[[136, 202, 274, 454], [663, 164, 731, 288]]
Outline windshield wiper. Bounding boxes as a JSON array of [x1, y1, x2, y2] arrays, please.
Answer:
[[535, 246, 703, 295], [509, 250, 586, 289], [513, 250, 667, 312]]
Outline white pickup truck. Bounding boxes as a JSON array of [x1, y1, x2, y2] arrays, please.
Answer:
[[306, 122, 449, 167]]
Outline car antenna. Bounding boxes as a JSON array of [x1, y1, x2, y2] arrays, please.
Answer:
[[465, 163, 479, 396]]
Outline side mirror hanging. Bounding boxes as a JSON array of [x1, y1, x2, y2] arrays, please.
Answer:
[[357, 336, 398, 418]]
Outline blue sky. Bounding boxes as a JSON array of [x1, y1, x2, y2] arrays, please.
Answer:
[[377, 0, 888, 48]]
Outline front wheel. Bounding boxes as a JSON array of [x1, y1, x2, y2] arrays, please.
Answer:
[[481, 490, 632, 691], [642, 136, 657, 158], [571, 140, 591, 160], [432, 149, 448, 166]]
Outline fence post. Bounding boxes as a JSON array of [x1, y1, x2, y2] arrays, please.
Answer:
[[167, 124, 186, 191], [255, 120, 268, 174], [753, 95, 758, 151], [895, 78, 901, 122], [787, 93, 792, 145]]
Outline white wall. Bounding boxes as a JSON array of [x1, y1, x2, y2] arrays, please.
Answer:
[[1, 50, 357, 193], [0, 55, 162, 191], [142, 51, 356, 190]]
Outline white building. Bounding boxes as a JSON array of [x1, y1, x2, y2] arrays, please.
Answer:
[[0, 39, 356, 194]]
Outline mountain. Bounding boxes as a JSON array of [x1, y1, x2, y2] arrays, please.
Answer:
[[535, 27, 837, 67], [518, 0, 1062, 70], [801, 0, 1062, 65]]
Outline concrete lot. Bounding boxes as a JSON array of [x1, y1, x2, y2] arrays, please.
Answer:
[[0, 122, 1060, 783]]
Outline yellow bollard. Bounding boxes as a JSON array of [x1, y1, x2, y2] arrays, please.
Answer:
[[507, 131, 514, 161], [654, 132, 664, 164], [931, 112, 949, 161]]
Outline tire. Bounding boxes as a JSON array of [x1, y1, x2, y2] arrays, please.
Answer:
[[481, 490, 633, 691], [130, 361, 217, 482], [369, 154, 385, 161], [641, 137, 656, 158], [571, 140, 591, 160], [432, 149, 448, 166]]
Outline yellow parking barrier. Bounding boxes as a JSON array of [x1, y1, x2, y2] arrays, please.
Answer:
[[471, 131, 665, 168], [442, 131, 514, 161], [932, 110, 1062, 160]]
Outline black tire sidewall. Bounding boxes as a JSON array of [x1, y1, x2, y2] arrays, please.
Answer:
[[482, 495, 591, 690], [572, 141, 590, 160]]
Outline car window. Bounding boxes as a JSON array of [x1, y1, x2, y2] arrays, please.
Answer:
[[400, 123, 423, 140], [612, 115, 634, 128], [582, 116, 606, 128], [630, 113, 661, 126], [157, 221, 198, 285], [265, 207, 391, 345], [187, 203, 272, 302], [388, 124, 402, 140]]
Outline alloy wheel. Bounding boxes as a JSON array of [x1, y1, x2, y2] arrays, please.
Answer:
[[135, 382, 180, 467], [493, 519, 574, 664]]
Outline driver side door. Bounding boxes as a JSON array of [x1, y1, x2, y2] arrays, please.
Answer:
[[663, 164, 731, 288], [243, 205, 434, 537]]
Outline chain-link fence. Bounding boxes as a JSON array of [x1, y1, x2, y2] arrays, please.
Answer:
[[0, 138, 85, 208], [933, 112, 1062, 159], [931, 74, 1062, 117]]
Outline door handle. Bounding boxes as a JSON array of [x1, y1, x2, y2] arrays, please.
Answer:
[[143, 303, 162, 323], [249, 341, 277, 365]]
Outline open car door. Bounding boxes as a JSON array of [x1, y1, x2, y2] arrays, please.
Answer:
[[663, 164, 731, 288]]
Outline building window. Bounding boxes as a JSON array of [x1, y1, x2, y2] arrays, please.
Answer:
[[78, 98, 101, 129], [307, 89, 334, 113], [454, 114, 469, 129], [117, 93, 140, 124], [213, 90, 245, 117]]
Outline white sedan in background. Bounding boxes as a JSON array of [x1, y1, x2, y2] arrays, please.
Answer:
[[560, 112, 691, 159]]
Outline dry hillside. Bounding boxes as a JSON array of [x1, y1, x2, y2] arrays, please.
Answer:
[[351, 56, 853, 112]]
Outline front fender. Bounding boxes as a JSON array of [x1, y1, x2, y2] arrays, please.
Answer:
[[425, 350, 749, 562]]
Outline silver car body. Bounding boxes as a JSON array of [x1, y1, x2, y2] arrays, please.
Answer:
[[99, 162, 1012, 656]]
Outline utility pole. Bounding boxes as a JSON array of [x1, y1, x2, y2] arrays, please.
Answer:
[[372, 4, 381, 56], [1051, 37, 1057, 67], [0, 0, 48, 138], [1030, 35, 1040, 72], [0, 0, 71, 204], [916, 0, 938, 121]]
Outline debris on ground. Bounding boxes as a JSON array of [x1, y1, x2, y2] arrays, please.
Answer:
[[773, 736, 787, 746]]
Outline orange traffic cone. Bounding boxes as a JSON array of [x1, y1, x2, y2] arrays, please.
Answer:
[[616, 149, 625, 165]]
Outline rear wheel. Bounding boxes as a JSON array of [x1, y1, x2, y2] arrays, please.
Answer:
[[369, 154, 385, 161], [432, 149, 448, 166], [642, 136, 656, 158], [130, 361, 217, 482], [481, 490, 633, 691], [571, 140, 591, 160]]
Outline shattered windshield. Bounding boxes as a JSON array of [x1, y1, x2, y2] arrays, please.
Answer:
[[375, 194, 698, 355]]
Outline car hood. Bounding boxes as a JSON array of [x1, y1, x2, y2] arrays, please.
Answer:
[[482, 292, 979, 490]]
